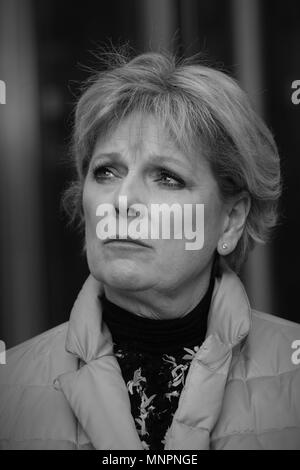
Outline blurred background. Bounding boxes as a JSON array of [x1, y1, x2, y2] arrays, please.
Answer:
[[0, 0, 299, 348]]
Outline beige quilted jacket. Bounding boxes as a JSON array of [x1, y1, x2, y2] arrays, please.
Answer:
[[1, 265, 300, 449]]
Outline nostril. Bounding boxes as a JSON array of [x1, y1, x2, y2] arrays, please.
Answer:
[[127, 206, 142, 217]]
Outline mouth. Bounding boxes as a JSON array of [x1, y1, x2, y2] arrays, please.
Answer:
[[103, 237, 151, 248]]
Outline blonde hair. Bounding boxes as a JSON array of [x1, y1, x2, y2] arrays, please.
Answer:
[[63, 50, 281, 272]]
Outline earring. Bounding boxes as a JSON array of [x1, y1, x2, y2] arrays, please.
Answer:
[[222, 243, 228, 250]]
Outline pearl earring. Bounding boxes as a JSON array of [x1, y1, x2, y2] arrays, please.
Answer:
[[222, 243, 228, 250]]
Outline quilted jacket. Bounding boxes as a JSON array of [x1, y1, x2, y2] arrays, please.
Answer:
[[0, 264, 300, 450]]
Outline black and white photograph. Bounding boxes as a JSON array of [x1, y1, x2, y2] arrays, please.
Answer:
[[0, 0, 300, 454]]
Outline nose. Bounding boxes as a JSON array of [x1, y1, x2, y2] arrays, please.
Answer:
[[113, 169, 146, 216]]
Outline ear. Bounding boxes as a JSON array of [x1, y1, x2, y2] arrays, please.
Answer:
[[217, 192, 251, 256]]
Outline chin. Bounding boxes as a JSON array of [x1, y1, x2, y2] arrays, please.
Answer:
[[91, 260, 153, 291]]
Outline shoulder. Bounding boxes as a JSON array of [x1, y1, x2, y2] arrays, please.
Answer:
[[0, 323, 79, 449], [212, 311, 300, 448], [241, 309, 300, 378], [0, 322, 77, 387]]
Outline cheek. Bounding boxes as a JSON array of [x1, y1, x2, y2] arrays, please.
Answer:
[[203, 194, 225, 240], [157, 238, 202, 265], [154, 238, 212, 284], [82, 182, 101, 235]]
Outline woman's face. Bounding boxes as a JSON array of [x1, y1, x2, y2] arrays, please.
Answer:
[[83, 112, 227, 294]]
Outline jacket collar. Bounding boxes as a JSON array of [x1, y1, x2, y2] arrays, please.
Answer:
[[65, 261, 251, 362], [57, 261, 251, 450]]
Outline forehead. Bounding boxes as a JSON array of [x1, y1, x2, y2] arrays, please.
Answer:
[[92, 112, 207, 174], [94, 113, 176, 154]]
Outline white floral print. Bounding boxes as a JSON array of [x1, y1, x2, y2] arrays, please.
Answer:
[[127, 367, 146, 395], [118, 346, 200, 449]]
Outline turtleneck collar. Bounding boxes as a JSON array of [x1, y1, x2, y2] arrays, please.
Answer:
[[63, 256, 251, 365], [101, 271, 215, 354]]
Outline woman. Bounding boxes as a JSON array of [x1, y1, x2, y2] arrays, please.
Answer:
[[0, 51, 300, 450]]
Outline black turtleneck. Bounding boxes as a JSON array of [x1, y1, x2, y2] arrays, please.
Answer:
[[102, 273, 214, 354], [100, 272, 215, 451]]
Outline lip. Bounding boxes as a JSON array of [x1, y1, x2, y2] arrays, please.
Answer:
[[103, 237, 151, 248]]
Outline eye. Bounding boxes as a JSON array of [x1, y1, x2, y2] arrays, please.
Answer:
[[155, 169, 185, 189], [92, 165, 117, 182]]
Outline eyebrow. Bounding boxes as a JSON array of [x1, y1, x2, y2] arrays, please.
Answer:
[[92, 152, 192, 171], [149, 154, 191, 171], [92, 152, 121, 162]]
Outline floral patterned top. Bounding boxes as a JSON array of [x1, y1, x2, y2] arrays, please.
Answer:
[[101, 275, 214, 451]]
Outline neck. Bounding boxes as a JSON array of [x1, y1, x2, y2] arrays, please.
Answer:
[[102, 262, 214, 321]]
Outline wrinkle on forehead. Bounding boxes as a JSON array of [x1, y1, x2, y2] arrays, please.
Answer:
[[94, 112, 173, 156], [121, 112, 168, 152], [93, 111, 208, 175]]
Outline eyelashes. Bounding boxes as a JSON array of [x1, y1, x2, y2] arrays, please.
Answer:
[[91, 164, 186, 189], [92, 165, 116, 181], [155, 169, 185, 188]]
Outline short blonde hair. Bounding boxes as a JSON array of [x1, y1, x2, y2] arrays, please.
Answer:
[[63, 50, 281, 272]]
